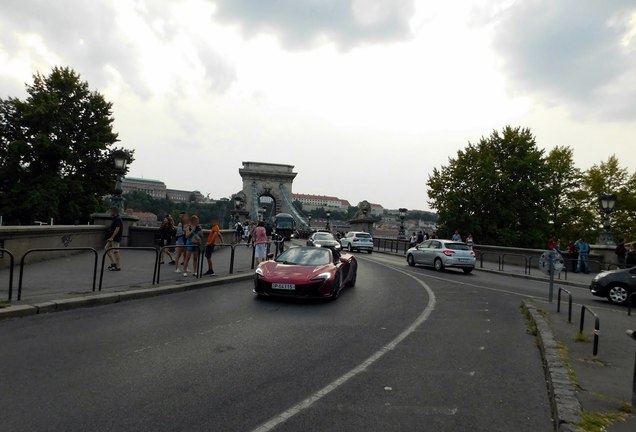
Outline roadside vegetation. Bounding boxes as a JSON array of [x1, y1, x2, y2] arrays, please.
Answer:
[[427, 126, 636, 248]]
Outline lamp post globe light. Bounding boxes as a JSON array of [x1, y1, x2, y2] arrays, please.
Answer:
[[325, 210, 331, 231], [111, 149, 128, 213], [598, 194, 617, 245], [398, 208, 408, 239], [308, 215, 312, 227]]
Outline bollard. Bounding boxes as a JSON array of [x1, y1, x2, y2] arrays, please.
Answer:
[[627, 330, 636, 407], [580, 305, 600, 356]]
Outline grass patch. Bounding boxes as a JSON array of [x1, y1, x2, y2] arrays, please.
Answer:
[[556, 342, 579, 386], [574, 331, 591, 343], [578, 410, 631, 431], [520, 303, 538, 336], [0, 300, 10, 309]]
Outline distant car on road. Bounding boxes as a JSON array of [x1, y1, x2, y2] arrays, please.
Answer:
[[340, 231, 374, 254], [406, 239, 476, 273], [306, 231, 341, 250], [254, 246, 357, 299], [589, 266, 636, 305]]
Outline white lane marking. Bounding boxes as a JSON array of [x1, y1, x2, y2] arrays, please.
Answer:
[[250, 263, 437, 432]]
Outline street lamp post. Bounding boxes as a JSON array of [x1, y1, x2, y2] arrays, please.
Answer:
[[398, 208, 408, 239], [325, 210, 331, 232], [111, 150, 128, 213], [598, 194, 617, 245], [308, 215, 312, 228]]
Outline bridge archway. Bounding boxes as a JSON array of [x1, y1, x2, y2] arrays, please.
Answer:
[[237, 162, 308, 226]]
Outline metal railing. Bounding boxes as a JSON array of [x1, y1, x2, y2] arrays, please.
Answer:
[[373, 238, 411, 255], [18, 247, 98, 301], [1, 248, 15, 301], [98, 247, 159, 291], [501, 253, 528, 274], [477, 251, 502, 271], [580, 305, 600, 356], [557, 287, 573, 323]]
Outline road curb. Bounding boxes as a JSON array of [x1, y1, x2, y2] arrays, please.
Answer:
[[523, 301, 582, 432], [0, 273, 254, 320]]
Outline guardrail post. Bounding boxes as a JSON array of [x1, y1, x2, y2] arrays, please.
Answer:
[[229, 245, 236, 274], [580, 305, 600, 356], [557, 287, 573, 323], [626, 330, 636, 406], [1, 248, 15, 301], [628, 292, 636, 317]]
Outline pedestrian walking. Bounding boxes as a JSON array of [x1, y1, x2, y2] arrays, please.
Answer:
[[466, 234, 474, 248], [106, 207, 123, 271], [417, 231, 424, 244], [409, 232, 418, 248], [254, 221, 268, 264], [451, 230, 462, 241], [158, 214, 176, 264], [182, 215, 202, 277], [174, 212, 189, 273], [615, 238, 627, 268], [204, 218, 224, 276], [576, 237, 590, 273], [627, 243, 636, 267], [234, 221, 243, 243]]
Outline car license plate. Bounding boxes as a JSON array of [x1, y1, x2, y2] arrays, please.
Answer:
[[272, 283, 295, 290]]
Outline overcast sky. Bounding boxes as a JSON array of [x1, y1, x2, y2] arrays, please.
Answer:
[[1, 0, 635, 211]]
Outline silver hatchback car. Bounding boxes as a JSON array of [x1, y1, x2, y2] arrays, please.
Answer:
[[406, 239, 476, 273]]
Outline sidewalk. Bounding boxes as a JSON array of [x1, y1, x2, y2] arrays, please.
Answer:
[[488, 262, 636, 432]]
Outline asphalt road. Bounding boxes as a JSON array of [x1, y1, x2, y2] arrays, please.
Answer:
[[1, 250, 556, 431]]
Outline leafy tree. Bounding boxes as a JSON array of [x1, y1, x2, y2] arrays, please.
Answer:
[[582, 156, 636, 242], [543, 146, 590, 245], [0, 66, 132, 224], [427, 126, 550, 247]]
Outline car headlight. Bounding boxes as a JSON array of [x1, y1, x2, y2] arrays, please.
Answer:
[[255, 267, 264, 277], [312, 272, 332, 280]]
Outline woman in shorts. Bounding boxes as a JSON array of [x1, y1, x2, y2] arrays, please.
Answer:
[[254, 220, 268, 264], [183, 215, 202, 276]]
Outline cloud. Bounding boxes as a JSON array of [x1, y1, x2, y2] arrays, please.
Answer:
[[488, 0, 636, 120], [0, 0, 236, 99], [211, 0, 416, 49]]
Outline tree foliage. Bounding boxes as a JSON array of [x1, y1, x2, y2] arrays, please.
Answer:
[[427, 126, 636, 248], [0, 66, 132, 224]]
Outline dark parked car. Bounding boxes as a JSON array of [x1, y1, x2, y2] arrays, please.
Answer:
[[589, 267, 636, 305], [306, 231, 341, 250]]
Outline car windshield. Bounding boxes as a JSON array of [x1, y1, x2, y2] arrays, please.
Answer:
[[276, 247, 331, 266], [446, 242, 471, 250], [315, 233, 335, 241], [355, 233, 372, 239]]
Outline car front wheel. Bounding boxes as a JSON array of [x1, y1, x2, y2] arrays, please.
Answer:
[[607, 285, 629, 305], [407, 254, 415, 267], [348, 243, 354, 252]]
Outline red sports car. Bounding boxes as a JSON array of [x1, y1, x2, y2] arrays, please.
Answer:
[[254, 246, 357, 299]]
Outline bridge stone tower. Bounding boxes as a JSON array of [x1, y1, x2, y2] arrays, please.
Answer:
[[236, 162, 308, 226]]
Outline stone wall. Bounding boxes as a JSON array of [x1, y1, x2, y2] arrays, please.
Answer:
[[0, 225, 107, 268]]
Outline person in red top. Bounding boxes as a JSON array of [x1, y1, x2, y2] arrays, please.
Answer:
[[204, 219, 224, 276], [254, 221, 268, 264]]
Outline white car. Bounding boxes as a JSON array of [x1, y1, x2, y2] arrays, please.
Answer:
[[406, 239, 475, 273], [340, 231, 374, 254]]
